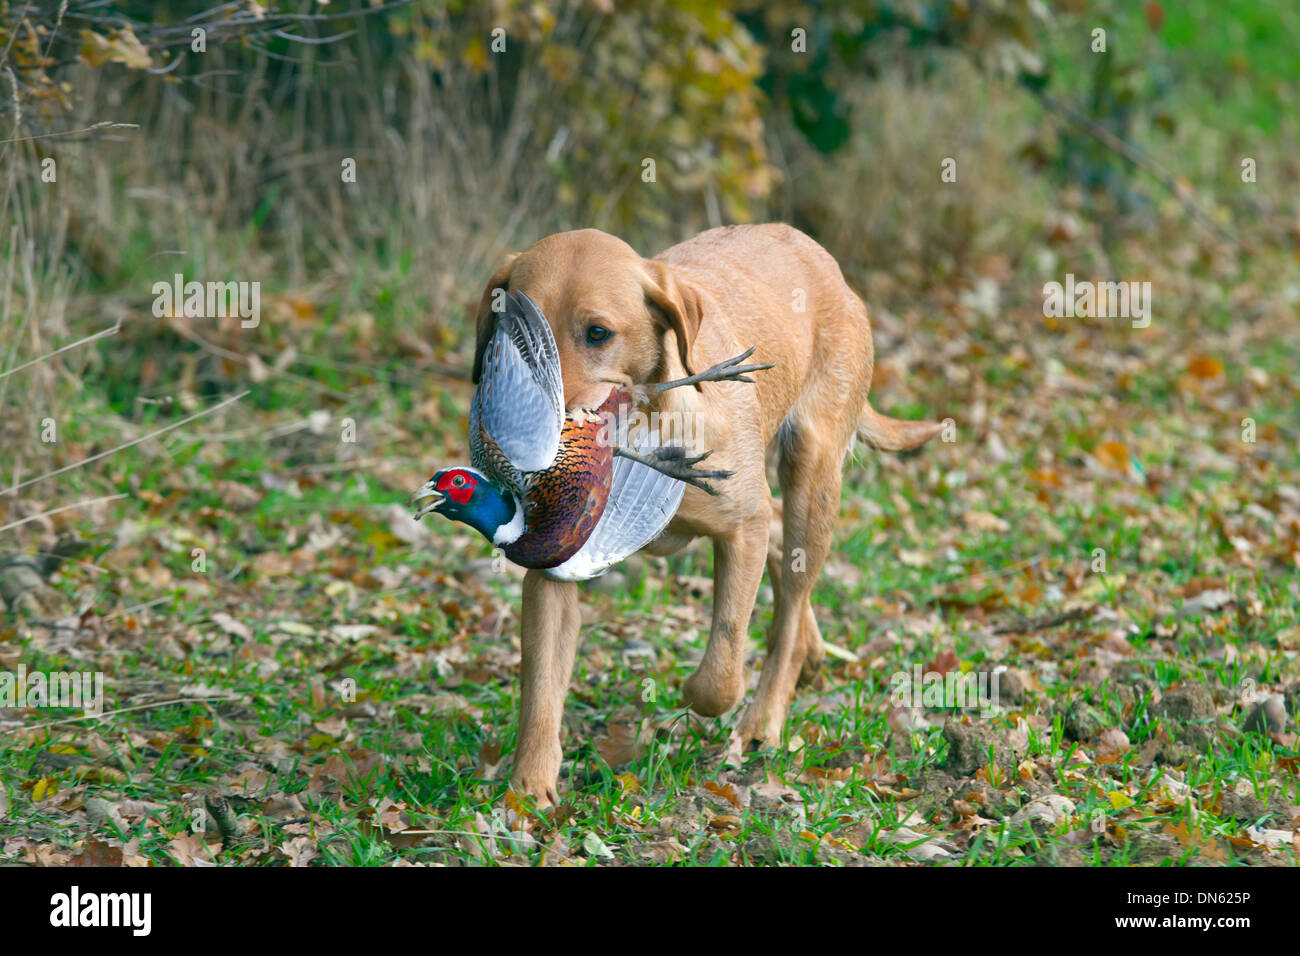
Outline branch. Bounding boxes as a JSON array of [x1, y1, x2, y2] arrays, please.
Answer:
[[0, 493, 127, 535], [0, 321, 120, 378], [2, 390, 249, 497]]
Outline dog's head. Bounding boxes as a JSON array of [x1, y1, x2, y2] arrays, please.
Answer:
[[471, 230, 704, 409]]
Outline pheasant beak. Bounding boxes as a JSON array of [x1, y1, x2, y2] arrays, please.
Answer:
[[411, 481, 445, 520]]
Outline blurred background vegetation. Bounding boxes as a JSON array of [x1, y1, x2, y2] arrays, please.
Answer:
[[1, 0, 1298, 554]]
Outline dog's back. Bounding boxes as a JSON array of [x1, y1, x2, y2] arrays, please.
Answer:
[[656, 223, 882, 456]]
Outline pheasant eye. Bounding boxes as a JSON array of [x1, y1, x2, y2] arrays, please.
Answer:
[[452, 475, 465, 487], [585, 325, 612, 345]]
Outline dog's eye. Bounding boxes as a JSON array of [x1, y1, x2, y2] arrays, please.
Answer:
[[585, 325, 612, 345]]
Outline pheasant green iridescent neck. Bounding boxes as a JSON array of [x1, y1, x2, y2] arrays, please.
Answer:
[[458, 482, 520, 545]]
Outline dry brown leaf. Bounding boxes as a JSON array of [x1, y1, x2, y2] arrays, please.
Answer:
[[963, 510, 1011, 533], [1187, 355, 1224, 379], [280, 835, 319, 867], [168, 831, 216, 867], [703, 780, 743, 807], [1096, 727, 1131, 762], [1094, 441, 1131, 473], [70, 838, 124, 867]]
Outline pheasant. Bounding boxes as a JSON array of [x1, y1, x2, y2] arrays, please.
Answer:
[[412, 291, 770, 581]]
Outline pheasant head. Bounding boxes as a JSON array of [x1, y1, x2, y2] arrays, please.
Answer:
[[412, 467, 523, 546]]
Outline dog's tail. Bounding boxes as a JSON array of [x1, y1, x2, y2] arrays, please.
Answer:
[[857, 401, 946, 452]]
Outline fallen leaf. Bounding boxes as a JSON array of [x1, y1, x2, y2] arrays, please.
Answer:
[[1097, 727, 1131, 762], [71, 838, 124, 867], [963, 510, 1011, 533], [703, 780, 742, 807], [211, 612, 252, 640], [1094, 441, 1132, 473], [280, 836, 319, 867], [1108, 790, 1134, 810], [582, 832, 614, 859], [168, 832, 216, 867]]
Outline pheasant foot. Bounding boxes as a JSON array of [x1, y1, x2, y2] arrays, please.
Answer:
[[614, 445, 734, 495], [650, 346, 774, 393]]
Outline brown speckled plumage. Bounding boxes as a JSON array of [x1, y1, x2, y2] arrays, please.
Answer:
[[489, 387, 630, 569]]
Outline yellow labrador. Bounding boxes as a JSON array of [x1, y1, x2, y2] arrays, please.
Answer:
[[470, 224, 943, 806]]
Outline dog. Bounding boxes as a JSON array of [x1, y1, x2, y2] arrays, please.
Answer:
[[469, 223, 944, 806]]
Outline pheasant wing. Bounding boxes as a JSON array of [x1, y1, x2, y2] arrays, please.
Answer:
[[470, 290, 564, 475], [545, 427, 685, 582]]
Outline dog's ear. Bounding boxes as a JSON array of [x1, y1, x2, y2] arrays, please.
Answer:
[[471, 252, 521, 384], [642, 260, 704, 380]]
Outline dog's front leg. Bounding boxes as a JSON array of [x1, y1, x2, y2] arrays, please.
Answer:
[[511, 570, 581, 808], [681, 511, 769, 717]]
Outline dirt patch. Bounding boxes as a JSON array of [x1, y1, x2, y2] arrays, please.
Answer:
[[1156, 683, 1215, 722], [942, 719, 1012, 776]]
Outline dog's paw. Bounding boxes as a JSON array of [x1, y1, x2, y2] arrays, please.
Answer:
[[682, 670, 744, 718], [734, 705, 784, 753], [510, 754, 562, 811], [509, 778, 559, 811]]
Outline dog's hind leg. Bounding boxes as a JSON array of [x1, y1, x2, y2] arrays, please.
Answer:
[[764, 497, 825, 689], [738, 416, 844, 748], [795, 603, 826, 689]]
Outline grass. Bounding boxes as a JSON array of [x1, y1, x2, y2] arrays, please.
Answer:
[[2, 223, 1298, 866]]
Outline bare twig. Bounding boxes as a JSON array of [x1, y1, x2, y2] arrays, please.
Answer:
[[2, 390, 248, 497], [0, 492, 126, 535], [20, 694, 245, 731], [0, 321, 120, 379], [0, 120, 138, 146]]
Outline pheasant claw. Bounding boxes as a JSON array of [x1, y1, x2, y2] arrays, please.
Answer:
[[651, 346, 774, 394], [614, 445, 735, 496]]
